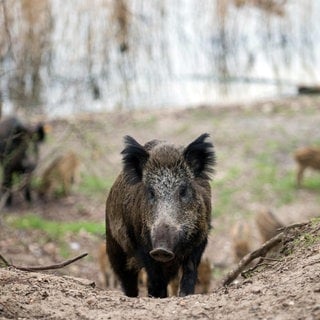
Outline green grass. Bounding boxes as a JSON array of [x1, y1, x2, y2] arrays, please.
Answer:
[[299, 175, 320, 190], [132, 115, 157, 128], [291, 230, 320, 251], [311, 217, 320, 225], [78, 174, 113, 195], [211, 146, 300, 219], [251, 151, 296, 206], [8, 214, 105, 239], [211, 167, 242, 218]]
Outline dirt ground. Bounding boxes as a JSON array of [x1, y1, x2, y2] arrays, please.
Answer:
[[1, 95, 320, 319]]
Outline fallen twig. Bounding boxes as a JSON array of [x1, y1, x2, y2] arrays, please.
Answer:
[[0, 253, 10, 267], [0, 252, 88, 272], [278, 222, 308, 232], [260, 257, 281, 262], [223, 221, 308, 286], [223, 232, 284, 286], [303, 259, 320, 268], [241, 261, 276, 278]]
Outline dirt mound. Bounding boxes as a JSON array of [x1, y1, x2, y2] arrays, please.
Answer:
[[1, 221, 320, 320]]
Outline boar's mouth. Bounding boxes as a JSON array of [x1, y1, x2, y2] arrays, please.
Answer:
[[149, 247, 175, 263]]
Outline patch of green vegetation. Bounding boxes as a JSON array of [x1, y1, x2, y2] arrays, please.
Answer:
[[252, 152, 295, 206], [188, 107, 215, 121], [8, 214, 105, 239], [31, 176, 42, 190], [273, 173, 296, 203], [291, 231, 320, 252], [302, 233, 320, 246], [211, 267, 227, 279], [174, 123, 191, 136], [211, 167, 242, 218], [59, 242, 72, 258], [311, 217, 320, 225], [299, 175, 320, 190], [132, 115, 157, 128], [78, 174, 113, 195]]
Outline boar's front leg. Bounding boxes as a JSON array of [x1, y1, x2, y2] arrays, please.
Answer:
[[106, 236, 139, 297], [145, 264, 169, 298], [142, 253, 176, 298], [179, 241, 206, 297]]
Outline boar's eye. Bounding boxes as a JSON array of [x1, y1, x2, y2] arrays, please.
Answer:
[[179, 185, 187, 198], [147, 186, 156, 202], [178, 184, 190, 202]]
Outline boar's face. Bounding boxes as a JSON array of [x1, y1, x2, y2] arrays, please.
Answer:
[[122, 134, 215, 263], [0, 118, 46, 172]]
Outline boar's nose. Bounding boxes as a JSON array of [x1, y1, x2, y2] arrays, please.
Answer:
[[150, 222, 180, 262], [149, 247, 175, 263]]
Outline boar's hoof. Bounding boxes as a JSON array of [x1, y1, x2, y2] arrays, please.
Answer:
[[149, 248, 175, 262]]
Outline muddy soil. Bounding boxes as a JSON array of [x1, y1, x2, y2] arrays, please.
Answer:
[[1, 222, 320, 320]]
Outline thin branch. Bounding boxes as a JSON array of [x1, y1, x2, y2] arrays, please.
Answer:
[[303, 259, 320, 268], [1, 252, 88, 272], [278, 222, 308, 231], [241, 259, 277, 278], [260, 256, 280, 262], [0, 253, 10, 266], [222, 221, 308, 286], [223, 232, 284, 286]]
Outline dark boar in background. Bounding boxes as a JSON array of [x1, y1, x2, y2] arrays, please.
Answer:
[[105, 134, 215, 298], [0, 116, 46, 205]]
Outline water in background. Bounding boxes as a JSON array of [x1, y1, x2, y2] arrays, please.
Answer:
[[0, 0, 319, 116]]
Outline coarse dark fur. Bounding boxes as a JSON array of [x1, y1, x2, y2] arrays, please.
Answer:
[[0, 116, 46, 205], [168, 257, 212, 295], [105, 134, 215, 298]]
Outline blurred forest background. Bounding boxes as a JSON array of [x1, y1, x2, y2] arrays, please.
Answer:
[[0, 0, 319, 116]]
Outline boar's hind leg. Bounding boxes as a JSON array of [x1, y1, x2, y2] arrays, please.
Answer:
[[106, 237, 139, 297], [296, 165, 305, 188], [2, 169, 13, 206], [179, 241, 206, 297], [24, 178, 32, 202]]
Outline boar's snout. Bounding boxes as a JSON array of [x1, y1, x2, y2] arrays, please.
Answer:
[[149, 247, 175, 262], [150, 222, 180, 263]]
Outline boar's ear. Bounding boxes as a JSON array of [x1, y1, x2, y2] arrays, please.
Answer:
[[121, 135, 149, 184], [183, 133, 215, 179]]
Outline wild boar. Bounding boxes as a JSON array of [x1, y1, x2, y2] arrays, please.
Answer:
[[255, 209, 283, 243], [98, 241, 148, 291], [105, 134, 215, 298], [231, 220, 252, 262], [294, 146, 320, 187], [38, 151, 80, 199], [168, 257, 212, 296], [98, 242, 119, 289], [0, 116, 46, 205]]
